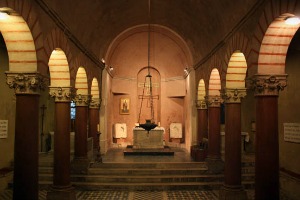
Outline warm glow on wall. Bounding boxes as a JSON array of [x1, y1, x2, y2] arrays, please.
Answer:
[[0, 12, 8, 20]]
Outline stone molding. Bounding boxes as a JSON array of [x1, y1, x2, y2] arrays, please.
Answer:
[[5, 72, 47, 95], [49, 86, 75, 102], [195, 100, 207, 109], [89, 98, 101, 109], [221, 88, 247, 103], [73, 94, 91, 107], [249, 74, 287, 96], [205, 95, 223, 107]]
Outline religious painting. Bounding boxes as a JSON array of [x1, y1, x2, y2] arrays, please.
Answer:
[[120, 98, 130, 114]]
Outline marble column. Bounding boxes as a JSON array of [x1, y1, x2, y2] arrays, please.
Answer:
[[196, 100, 208, 144], [205, 95, 223, 173], [6, 72, 46, 200], [47, 87, 76, 200], [251, 74, 287, 200], [89, 98, 101, 162], [72, 94, 91, 173], [220, 88, 247, 200]]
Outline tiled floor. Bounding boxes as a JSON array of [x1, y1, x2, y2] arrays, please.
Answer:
[[0, 147, 256, 200]]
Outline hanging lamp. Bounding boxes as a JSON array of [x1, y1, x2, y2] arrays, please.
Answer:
[[137, 0, 157, 132]]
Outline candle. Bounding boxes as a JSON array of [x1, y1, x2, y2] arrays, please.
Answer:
[[97, 124, 100, 132]]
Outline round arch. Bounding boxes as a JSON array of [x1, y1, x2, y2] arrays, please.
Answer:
[[75, 67, 88, 95], [208, 68, 221, 96], [226, 50, 247, 88], [91, 77, 100, 99]]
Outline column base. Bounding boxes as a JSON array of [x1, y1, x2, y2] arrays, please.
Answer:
[[205, 156, 224, 173], [47, 185, 76, 200], [71, 157, 90, 174], [219, 185, 248, 200]]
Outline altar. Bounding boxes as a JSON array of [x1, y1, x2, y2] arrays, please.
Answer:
[[133, 127, 165, 149]]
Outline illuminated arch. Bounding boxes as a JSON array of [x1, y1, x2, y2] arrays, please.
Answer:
[[75, 67, 88, 95], [258, 13, 300, 74], [226, 51, 247, 88], [208, 68, 221, 96], [197, 79, 206, 100], [48, 48, 70, 87], [0, 8, 37, 71], [91, 78, 99, 99]]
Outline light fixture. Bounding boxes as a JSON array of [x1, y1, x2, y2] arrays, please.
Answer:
[[285, 16, 300, 25], [109, 66, 113, 71], [137, 0, 158, 132], [101, 58, 105, 64], [0, 11, 9, 20]]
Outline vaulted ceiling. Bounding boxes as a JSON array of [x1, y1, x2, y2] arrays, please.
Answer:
[[42, 0, 261, 64]]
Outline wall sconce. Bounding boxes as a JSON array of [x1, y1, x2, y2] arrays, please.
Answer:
[[285, 16, 300, 25], [109, 66, 113, 71]]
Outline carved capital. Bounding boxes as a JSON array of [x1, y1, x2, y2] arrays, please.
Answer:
[[49, 86, 75, 102], [5, 72, 47, 95], [195, 100, 207, 109], [221, 88, 247, 103], [205, 95, 223, 107], [89, 98, 101, 109], [249, 74, 287, 96], [73, 94, 91, 106]]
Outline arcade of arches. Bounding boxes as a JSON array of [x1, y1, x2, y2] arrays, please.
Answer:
[[0, 0, 299, 199]]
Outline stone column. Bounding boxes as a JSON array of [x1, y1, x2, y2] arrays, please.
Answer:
[[205, 95, 223, 173], [89, 98, 101, 162], [6, 72, 46, 200], [72, 94, 91, 173], [251, 74, 287, 200], [47, 87, 76, 200], [196, 100, 208, 143], [220, 88, 247, 200]]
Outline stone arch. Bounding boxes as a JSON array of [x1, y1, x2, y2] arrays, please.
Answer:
[[75, 67, 88, 95], [48, 48, 70, 87], [91, 77, 100, 99], [197, 79, 206, 101], [226, 51, 247, 89], [0, 1, 45, 73], [251, 0, 300, 74], [208, 68, 221, 96]]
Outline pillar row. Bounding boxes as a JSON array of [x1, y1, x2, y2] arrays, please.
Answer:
[[47, 87, 76, 200], [220, 88, 247, 200], [196, 100, 208, 144], [252, 74, 287, 200], [89, 98, 101, 162], [6, 72, 47, 200]]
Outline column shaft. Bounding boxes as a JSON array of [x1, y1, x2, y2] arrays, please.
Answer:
[[207, 107, 221, 159], [74, 106, 88, 158], [13, 94, 39, 200], [89, 108, 99, 149], [197, 108, 208, 143], [53, 102, 71, 187], [255, 96, 279, 200], [224, 103, 241, 185]]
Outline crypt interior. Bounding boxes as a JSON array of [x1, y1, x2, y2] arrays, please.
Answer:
[[0, 0, 300, 199]]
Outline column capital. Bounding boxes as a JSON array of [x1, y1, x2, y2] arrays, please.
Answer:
[[89, 98, 101, 109], [195, 100, 207, 109], [205, 95, 223, 107], [49, 86, 75, 102], [73, 94, 91, 107], [249, 74, 287, 96], [221, 88, 247, 103], [5, 72, 48, 95]]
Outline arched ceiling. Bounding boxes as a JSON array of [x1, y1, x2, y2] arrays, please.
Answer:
[[43, 0, 259, 64]]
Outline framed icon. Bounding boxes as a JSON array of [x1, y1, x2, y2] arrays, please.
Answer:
[[120, 98, 130, 114]]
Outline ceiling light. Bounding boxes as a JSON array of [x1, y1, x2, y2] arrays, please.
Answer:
[[285, 16, 300, 25]]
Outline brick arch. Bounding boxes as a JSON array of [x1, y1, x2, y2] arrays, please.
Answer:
[[91, 77, 100, 100], [208, 68, 221, 96], [75, 67, 88, 95], [44, 28, 73, 87], [250, 0, 300, 74], [197, 79, 206, 101]]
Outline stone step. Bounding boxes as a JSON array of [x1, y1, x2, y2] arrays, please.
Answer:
[[90, 162, 207, 169]]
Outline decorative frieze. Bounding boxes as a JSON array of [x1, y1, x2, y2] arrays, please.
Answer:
[[73, 94, 91, 106], [205, 95, 223, 107], [49, 86, 75, 102], [6, 72, 47, 95], [195, 100, 207, 109], [250, 74, 287, 96], [221, 88, 247, 103], [89, 98, 101, 109]]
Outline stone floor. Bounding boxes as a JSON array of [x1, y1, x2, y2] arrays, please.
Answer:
[[0, 147, 257, 200]]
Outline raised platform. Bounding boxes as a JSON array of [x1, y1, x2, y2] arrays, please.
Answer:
[[123, 145, 174, 156]]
